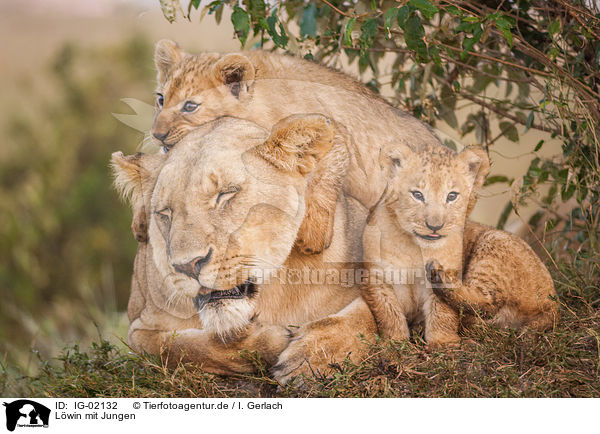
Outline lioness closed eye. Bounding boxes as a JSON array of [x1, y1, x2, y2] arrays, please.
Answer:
[[362, 143, 558, 346]]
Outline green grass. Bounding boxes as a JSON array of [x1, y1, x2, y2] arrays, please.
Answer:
[[2, 258, 599, 398]]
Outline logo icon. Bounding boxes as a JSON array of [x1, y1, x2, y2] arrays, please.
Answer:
[[3, 400, 50, 432]]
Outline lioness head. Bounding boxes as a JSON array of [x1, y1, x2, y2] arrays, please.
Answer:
[[112, 114, 334, 336], [380, 143, 489, 246], [152, 39, 258, 151]]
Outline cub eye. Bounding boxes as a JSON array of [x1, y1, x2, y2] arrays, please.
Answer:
[[410, 190, 425, 202], [156, 93, 164, 108], [446, 192, 459, 203], [216, 187, 240, 206], [182, 101, 199, 113], [154, 207, 172, 223]]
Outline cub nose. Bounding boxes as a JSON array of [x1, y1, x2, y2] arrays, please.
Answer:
[[172, 248, 213, 279], [425, 221, 444, 232], [153, 129, 170, 143]]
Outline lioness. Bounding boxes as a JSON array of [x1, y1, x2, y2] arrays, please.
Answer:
[[362, 143, 558, 345], [131, 40, 441, 255], [112, 114, 376, 383]]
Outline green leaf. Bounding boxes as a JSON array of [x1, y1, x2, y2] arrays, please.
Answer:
[[499, 121, 519, 142], [360, 18, 378, 52], [409, 0, 439, 20], [300, 3, 317, 38], [429, 44, 442, 66], [525, 111, 534, 131], [397, 5, 409, 29], [366, 78, 380, 94], [485, 175, 510, 185], [190, 0, 201, 9], [496, 201, 513, 230], [463, 36, 477, 52], [549, 18, 561, 37], [456, 21, 476, 33], [443, 139, 457, 150], [445, 5, 461, 16], [405, 13, 428, 61], [494, 15, 515, 30], [266, 12, 289, 48], [534, 139, 544, 152], [384, 7, 399, 33], [231, 5, 250, 46], [499, 27, 513, 48], [555, 168, 569, 184], [344, 17, 356, 47], [561, 183, 576, 201]]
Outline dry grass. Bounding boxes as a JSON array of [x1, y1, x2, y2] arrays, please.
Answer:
[[2, 260, 598, 398]]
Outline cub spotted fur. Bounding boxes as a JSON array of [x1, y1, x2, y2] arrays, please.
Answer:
[[361, 143, 558, 345], [136, 40, 441, 254]]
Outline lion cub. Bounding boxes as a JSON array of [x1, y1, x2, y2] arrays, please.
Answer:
[[361, 143, 558, 345]]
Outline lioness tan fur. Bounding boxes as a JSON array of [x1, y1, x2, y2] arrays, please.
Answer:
[[112, 115, 376, 383], [137, 40, 440, 254], [362, 143, 558, 345]]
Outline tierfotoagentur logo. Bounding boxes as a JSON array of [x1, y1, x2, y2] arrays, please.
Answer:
[[3, 400, 50, 432]]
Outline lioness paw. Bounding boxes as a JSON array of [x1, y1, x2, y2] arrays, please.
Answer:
[[253, 324, 293, 366], [271, 336, 318, 385]]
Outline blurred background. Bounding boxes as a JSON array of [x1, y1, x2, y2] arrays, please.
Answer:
[[0, 0, 561, 375]]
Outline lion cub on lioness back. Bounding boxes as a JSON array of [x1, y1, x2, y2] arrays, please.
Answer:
[[361, 143, 558, 345]]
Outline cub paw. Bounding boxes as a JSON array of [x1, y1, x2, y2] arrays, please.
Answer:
[[425, 337, 461, 351], [425, 259, 445, 286], [379, 321, 410, 342], [294, 204, 333, 255], [425, 259, 451, 299]]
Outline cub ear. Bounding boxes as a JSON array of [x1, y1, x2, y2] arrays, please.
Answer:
[[212, 54, 256, 98], [378, 142, 414, 172], [255, 114, 334, 176], [459, 145, 490, 215], [154, 39, 183, 84], [111, 152, 164, 207]]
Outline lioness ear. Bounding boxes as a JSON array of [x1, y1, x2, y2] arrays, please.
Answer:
[[155, 39, 183, 84], [111, 152, 164, 206], [212, 54, 255, 98], [459, 146, 490, 215], [379, 142, 414, 172], [256, 114, 334, 176]]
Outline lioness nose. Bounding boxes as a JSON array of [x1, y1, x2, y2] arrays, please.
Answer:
[[153, 129, 169, 142], [172, 248, 213, 279], [425, 221, 444, 232]]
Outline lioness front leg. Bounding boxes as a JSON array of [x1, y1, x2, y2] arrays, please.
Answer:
[[130, 321, 291, 375], [272, 297, 377, 384]]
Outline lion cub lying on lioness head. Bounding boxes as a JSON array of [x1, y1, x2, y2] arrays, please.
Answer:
[[361, 143, 558, 346]]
